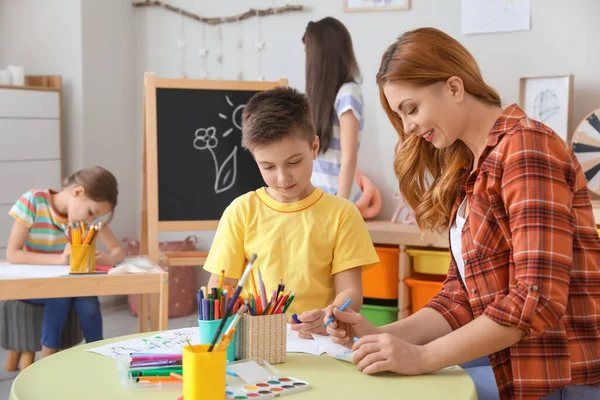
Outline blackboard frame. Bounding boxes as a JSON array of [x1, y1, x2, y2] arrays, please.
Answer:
[[141, 73, 288, 265]]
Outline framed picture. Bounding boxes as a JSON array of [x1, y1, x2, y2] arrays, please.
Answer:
[[344, 0, 410, 12], [519, 75, 574, 142]]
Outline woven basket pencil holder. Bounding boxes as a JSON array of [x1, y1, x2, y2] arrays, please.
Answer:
[[235, 313, 287, 364]]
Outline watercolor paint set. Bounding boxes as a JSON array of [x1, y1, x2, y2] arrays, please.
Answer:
[[224, 358, 309, 398], [226, 377, 309, 399]]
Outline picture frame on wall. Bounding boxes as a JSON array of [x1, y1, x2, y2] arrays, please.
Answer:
[[344, 0, 410, 12], [519, 75, 574, 142]]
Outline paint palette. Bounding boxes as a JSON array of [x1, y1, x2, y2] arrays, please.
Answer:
[[226, 377, 309, 399]]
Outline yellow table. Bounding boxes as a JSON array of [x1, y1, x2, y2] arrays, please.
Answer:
[[10, 332, 477, 400]]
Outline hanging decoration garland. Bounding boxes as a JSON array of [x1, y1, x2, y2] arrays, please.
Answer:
[[132, 1, 304, 81]]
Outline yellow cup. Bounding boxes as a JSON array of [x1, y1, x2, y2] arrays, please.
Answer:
[[183, 344, 226, 400], [70, 243, 96, 273]]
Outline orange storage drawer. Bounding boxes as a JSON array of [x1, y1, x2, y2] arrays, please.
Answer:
[[363, 245, 400, 300], [404, 275, 445, 314]]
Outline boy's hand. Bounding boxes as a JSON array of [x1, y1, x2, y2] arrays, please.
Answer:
[[325, 306, 378, 348], [290, 309, 328, 339], [58, 244, 71, 265]]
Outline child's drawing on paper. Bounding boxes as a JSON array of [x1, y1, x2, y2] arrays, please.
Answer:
[[86, 327, 199, 359]]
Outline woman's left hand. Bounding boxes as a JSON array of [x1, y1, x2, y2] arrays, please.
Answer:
[[95, 251, 113, 266], [352, 333, 432, 375]]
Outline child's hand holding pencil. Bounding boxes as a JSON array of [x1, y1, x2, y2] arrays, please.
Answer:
[[289, 309, 329, 339]]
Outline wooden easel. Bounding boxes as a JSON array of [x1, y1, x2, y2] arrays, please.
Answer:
[[141, 73, 287, 330]]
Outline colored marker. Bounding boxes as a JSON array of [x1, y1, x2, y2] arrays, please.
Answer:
[[353, 336, 359, 342], [324, 298, 353, 327], [130, 359, 181, 368], [291, 314, 301, 324]]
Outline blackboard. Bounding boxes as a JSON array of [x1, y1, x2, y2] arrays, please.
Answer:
[[155, 87, 267, 222]]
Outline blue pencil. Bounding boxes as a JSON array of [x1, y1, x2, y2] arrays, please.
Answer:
[[324, 298, 353, 327], [353, 337, 359, 342]]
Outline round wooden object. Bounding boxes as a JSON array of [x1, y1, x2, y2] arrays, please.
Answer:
[[572, 108, 600, 196]]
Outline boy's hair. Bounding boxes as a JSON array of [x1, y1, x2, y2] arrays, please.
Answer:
[[62, 166, 119, 209], [241, 86, 315, 150]]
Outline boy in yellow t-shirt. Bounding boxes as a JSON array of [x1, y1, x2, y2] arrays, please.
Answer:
[[204, 86, 379, 338]]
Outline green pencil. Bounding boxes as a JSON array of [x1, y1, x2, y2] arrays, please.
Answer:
[[282, 292, 296, 313]]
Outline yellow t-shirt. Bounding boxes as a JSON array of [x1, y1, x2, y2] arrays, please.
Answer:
[[203, 187, 379, 315]]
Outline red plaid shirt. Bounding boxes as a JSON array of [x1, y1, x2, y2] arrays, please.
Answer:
[[426, 104, 600, 400]]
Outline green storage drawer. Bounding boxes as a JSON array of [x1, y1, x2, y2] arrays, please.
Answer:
[[360, 304, 398, 326]]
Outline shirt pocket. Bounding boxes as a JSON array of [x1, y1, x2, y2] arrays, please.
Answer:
[[468, 194, 509, 259]]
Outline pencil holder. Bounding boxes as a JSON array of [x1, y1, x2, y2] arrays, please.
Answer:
[[183, 344, 226, 400], [70, 243, 96, 273], [235, 313, 287, 364], [198, 316, 237, 362]]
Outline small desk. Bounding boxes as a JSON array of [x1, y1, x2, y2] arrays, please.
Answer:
[[9, 332, 477, 400], [0, 258, 169, 332]]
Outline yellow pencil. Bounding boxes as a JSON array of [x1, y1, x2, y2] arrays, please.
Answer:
[[219, 269, 225, 291]]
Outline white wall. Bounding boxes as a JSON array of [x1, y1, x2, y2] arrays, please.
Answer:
[[0, 0, 84, 174], [134, 0, 600, 225], [81, 0, 137, 244], [0, 0, 138, 243]]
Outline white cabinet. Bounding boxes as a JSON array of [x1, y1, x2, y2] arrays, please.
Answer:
[[0, 84, 62, 256]]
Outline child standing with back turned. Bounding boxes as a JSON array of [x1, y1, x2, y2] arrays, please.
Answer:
[[204, 87, 379, 338], [6, 166, 125, 358]]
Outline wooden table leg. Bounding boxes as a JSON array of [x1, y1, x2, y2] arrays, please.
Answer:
[[5, 351, 20, 371], [150, 294, 160, 331], [398, 245, 413, 320], [138, 294, 149, 333], [20, 352, 35, 370], [158, 273, 169, 330]]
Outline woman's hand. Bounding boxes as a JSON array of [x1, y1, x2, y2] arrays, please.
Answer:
[[325, 306, 378, 348], [290, 309, 328, 339], [352, 333, 432, 375]]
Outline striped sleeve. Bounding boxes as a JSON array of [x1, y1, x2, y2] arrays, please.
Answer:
[[9, 191, 37, 228], [334, 83, 363, 124]]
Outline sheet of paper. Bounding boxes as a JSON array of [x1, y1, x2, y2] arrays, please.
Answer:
[[0, 263, 70, 279], [116, 257, 153, 268], [311, 334, 353, 362], [286, 325, 323, 356], [461, 0, 530, 35], [228, 360, 272, 383], [86, 327, 198, 359]]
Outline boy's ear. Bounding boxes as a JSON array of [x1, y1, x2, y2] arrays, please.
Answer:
[[312, 136, 320, 158]]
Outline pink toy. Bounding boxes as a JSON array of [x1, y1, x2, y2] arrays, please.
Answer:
[[391, 193, 416, 224], [354, 168, 382, 219]]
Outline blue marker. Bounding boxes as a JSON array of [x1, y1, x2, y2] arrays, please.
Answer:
[[197, 289, 204, 320], [353, 336, 359, 342], [291, 314, 301, 324], [324, 298, 353, 327]]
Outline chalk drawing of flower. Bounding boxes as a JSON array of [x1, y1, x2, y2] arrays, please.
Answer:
[[193, 126, 237, 194], [193, 127, 218, 150]]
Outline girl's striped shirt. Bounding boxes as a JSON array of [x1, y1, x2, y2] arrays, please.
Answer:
[[9, 189, 68, 254]]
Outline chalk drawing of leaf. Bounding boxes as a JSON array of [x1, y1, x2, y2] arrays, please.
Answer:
[[215, 146, 238, 194]]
